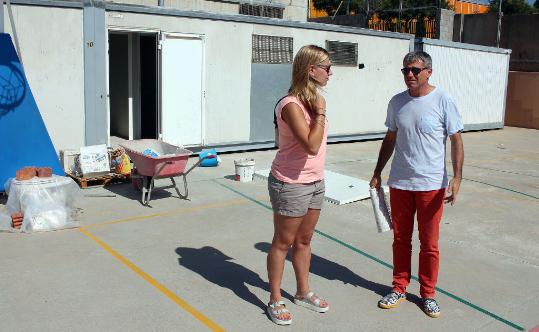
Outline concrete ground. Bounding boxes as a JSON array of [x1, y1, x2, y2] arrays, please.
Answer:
[[1, 126, 537, 332]]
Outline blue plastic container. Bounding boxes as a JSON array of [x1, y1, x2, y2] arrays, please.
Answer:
[[142, 148, 160, 158], [199, 149, 218, 167]]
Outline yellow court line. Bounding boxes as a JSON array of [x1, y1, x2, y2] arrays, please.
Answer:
[[84, 199, 248, 229], [79, 227, 225, 332]]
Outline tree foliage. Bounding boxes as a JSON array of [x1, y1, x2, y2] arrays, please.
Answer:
[[312, 0, 451, 18], [311, 0, 365, 16], [488, 0, 535, 14]]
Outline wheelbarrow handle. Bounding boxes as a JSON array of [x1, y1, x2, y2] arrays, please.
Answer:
[[184, 154, 216, 175]]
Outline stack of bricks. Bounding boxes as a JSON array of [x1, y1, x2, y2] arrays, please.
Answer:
[[11, 212, 23, 229], [15, 166, 52, 181], [10, 167, 53, 230]]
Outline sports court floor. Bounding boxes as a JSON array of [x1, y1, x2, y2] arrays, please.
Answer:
[[1, 127, 537, 331]]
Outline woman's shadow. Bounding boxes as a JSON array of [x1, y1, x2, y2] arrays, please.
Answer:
[[175, 246, 293, 312], [254, 242, 421, 305]]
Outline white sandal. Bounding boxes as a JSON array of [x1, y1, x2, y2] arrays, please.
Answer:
[[293, 291, 329, 313], [267, 300, 292, 325]]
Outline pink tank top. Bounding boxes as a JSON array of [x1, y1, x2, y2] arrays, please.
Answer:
[[271, 96, 328, 183]]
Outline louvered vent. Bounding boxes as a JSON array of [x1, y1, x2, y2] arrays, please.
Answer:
[[252, 35, 293, 64], [326, 40, 358, 66], [240, 3, 284, 19]]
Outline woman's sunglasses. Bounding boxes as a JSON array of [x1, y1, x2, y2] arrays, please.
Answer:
[[317, 64, 332, 74], [401, 67, 428, 76]]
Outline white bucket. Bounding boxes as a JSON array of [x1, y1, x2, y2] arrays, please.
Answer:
[[234, 158, 255, 182]]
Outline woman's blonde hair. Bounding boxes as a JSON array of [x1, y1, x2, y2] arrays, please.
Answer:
[[288, 45, 330, 113]]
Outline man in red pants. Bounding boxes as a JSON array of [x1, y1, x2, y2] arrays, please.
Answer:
[[369, 51, 464, 318]]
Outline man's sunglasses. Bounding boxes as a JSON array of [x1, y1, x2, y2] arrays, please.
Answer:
[[401, 67, 428, 75], [317, 64, 332, 74]]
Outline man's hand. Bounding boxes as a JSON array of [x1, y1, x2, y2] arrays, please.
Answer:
[[370, 174, 382, 189], [370, 130, 397, 190], [447, 132, 464, 206], [444, 177, 461, 206]]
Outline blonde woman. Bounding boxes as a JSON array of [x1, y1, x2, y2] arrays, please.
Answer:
[[266, 45, 332, 325]]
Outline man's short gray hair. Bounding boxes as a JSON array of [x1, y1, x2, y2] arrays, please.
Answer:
[[403, 51, 432, 69]]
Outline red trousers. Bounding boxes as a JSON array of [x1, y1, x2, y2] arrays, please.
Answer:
[[389, 187, 445, 298]]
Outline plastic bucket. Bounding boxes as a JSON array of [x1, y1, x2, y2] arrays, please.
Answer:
[[234, 158, 255, 182]]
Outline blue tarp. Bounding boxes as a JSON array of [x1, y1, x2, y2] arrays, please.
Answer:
[[0, 33, 63, 192]]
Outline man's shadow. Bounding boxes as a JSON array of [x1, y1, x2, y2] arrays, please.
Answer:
[[254, 242, 421, 305], [175, 246, 293, 312]]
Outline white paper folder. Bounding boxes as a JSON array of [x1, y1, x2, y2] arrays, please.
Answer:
[[369, 187, 393, 233]]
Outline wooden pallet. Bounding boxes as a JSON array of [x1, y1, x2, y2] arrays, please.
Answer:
[[67, 172, 129, 188]]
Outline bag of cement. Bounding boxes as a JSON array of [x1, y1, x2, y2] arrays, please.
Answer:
[[369, 186, 392, 233]]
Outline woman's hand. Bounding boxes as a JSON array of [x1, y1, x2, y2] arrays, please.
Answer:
[[314, 95, 326, 116], [281, 96, 326, 155]]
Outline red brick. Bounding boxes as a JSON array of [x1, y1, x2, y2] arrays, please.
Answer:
[[16, 167, 37, 181], [37, 167, 52, 178]]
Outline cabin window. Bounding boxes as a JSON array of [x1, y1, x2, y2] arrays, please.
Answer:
[[240, 3, 284, 19], [252, 35, 293, 64], [326, 40, 358, 66]]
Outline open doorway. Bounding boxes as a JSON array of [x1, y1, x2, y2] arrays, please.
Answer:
[[139, 34, 158, 139], [108, 31, 158, 143]]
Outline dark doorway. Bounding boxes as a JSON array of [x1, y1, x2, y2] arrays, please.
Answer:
[[108, 33, 129, 139], [108, 32, 158, 141], [139, 34, 158, 139]]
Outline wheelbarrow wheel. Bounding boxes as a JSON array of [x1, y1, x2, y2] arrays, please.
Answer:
[[142, 176, 154, 205], [131, 169, 142, 191], [131, 169, 153, 205], [131, 177, 142, 191]]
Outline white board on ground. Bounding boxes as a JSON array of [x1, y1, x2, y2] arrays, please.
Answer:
[[254, 169, 386, 205]]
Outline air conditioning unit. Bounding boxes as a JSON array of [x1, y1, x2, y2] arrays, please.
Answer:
[[59, 149, 80, 176]]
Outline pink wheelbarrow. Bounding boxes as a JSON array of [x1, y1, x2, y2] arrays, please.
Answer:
[[120, 139, 215, 205]]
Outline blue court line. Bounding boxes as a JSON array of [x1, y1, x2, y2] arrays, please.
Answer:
[[213, 179, 526, 331]]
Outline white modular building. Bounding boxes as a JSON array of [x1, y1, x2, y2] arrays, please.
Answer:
[[1, 0, 509, 154]]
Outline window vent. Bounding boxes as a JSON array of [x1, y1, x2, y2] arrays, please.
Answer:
[[252, 35, 293, 64], [326, 40, 358, 66], [240, 3, 284, 19]]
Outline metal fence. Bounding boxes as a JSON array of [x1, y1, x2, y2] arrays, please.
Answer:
[[368, 17, 437, 38]]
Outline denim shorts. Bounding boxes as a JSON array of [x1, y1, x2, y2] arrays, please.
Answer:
[[268, 173, 325, 217]]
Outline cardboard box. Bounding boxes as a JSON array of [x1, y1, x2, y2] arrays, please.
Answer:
[[79, 144, 110, 178]]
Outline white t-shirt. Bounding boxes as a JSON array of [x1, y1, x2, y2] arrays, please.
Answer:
[[385, 87, 464, 191]]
